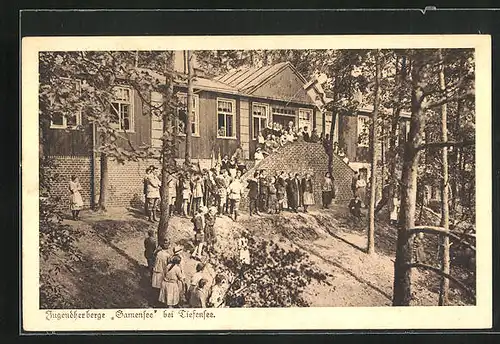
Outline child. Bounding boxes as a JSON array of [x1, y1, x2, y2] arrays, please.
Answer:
[[143, 229, 157, 271], [189, 278, 208, 308], [191, 206, 208, 260], [208, 274, 227, 308], [348, 195, 363, 220], [187, 262, 205, 301], [238, 230, 251, 265], [69, 175, 84, 220], [205, 206, 217, 253]]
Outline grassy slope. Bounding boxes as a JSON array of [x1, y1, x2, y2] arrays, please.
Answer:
[[40, 205, 474, 309]]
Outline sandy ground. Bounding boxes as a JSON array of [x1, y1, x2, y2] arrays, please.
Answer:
[[40, 204, 473, 309]]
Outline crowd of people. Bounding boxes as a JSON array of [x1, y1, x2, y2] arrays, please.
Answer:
[[143, 227, 252, 308]]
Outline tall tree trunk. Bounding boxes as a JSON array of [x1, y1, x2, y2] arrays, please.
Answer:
[[98, 152, 108, 211], [438, 49, 450, 306], [393, 54, 427, 306], [158, 52, 175, 244], [185, 50, 194, 166], [368, 50, 382, 255]]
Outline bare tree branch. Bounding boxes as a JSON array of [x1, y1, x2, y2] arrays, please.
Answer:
[[425, 89, 475, 109], [404, 263, 476, 299]]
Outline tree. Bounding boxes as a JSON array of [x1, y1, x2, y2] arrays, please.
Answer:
[[367, 50, 382, 255], [437, 49, 450, 306]]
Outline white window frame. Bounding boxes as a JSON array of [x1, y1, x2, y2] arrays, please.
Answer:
[[176, 92, 200, 137], [357, 114, 370, 147], [110, 85, 135, 132], [298, 108, 314, 132], [216, 97, 237, 139], [50, 78, 82, 130], [252, 102, 269, 140]]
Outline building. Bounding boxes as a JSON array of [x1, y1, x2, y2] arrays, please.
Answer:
[[42, 51, 412, 209]]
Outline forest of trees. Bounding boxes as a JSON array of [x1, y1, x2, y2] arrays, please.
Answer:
[[39, 48, 476, 307]]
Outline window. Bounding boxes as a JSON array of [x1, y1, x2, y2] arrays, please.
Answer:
[[177, 92, 200, 136], [324, 112, 333, 135], [298, 108, 313, 131], [252, 103, 269, 139], [50, 79, 82, 129], [357, 114, 370, 147], [217, 98, 236, 138], [271, 106, 297, 129], [111, 86, 134, 131]]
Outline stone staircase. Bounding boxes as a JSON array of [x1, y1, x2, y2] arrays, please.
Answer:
[[239, 141, 355, 206]]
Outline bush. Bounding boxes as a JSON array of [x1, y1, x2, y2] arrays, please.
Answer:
[[211, 234, 328, 307]]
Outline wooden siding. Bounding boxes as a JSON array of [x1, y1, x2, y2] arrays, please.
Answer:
[[44, 124, 93, 156], [250, 65, 314, 106], [338, 114, 358, 162], [314, 109, 323, 133]]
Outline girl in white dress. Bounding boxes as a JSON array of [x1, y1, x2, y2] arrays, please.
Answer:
[[69, 175, 84, 220]]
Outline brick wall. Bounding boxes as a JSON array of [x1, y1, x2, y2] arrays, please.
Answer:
[[241, 141, 355, 205], [46, 156, 93, 210], [48, 156, 217, 210]]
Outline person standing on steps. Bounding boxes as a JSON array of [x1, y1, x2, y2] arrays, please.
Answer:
[[228, 170, 244, 222], [69, 175, 84, 220], [247, 171, 260, 216], [285, 172, 294, 211], [254, 147, 266, 166], [321, 171, 334, 209], [145, 166, 161, 222], [301, 173, 314, 213]]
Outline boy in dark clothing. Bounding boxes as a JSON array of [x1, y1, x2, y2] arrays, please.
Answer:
[[143, 229, 157, 271], [348, 195, 363, 220]]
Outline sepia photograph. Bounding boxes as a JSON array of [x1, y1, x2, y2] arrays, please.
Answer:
[[22, 35, 492, 331]]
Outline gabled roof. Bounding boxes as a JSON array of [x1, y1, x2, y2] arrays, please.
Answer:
[[134, 67, 239, 94], [215, 62, 307, 95]]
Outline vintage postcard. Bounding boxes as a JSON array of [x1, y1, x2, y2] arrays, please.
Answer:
[[22, 35, 491, 331]]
